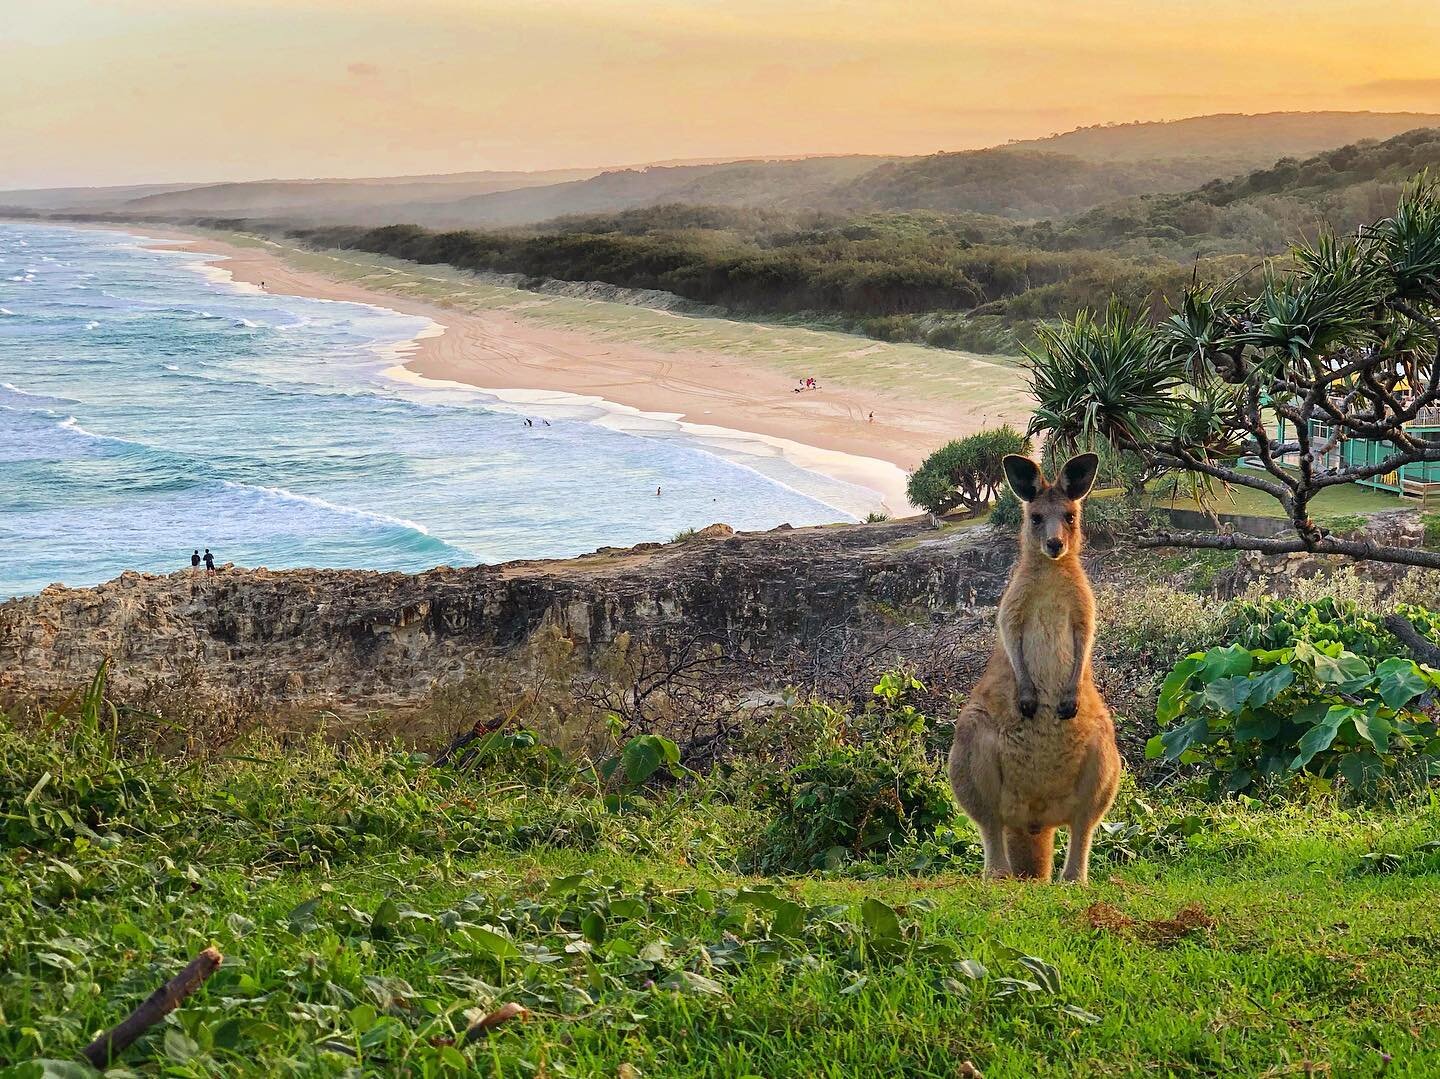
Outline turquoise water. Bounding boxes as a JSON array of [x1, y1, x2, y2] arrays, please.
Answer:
[[0, 223, 863, 598]]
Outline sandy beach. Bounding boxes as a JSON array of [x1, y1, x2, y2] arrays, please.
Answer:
[[128, 227, 1033, 515]]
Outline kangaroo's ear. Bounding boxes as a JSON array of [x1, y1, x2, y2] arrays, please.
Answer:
[[1002, 455, 1042, 502], [1059, 453, 1100, 501]]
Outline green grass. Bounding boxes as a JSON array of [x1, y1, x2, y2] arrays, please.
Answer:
[[1144, 473, 1404, 520], [4, 708, 1439, 1078]]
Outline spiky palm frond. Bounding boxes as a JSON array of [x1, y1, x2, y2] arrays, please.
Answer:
[[1371, 172, 1440, 306], [1026, 298, 1184, 451], [1244, 232, 1388, 366]]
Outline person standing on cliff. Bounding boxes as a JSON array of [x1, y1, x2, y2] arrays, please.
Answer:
[[191, 550, 201, 570], [203, 549, 215, 572]]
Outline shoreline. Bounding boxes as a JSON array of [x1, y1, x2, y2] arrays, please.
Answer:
[[35, 220, 1035, 515]]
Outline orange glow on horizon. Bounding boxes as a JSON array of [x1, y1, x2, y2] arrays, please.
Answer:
[[4, 0, 1440, 188]]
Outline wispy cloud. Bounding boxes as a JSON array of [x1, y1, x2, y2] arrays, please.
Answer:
[[347, 61, 381, 78], [1347, 77, 1440, 98]]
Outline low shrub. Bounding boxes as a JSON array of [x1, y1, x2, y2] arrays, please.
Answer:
[[907, 426, 1030, 515], [738, 672, 956, 871], [1148, 598, 1440, 797]]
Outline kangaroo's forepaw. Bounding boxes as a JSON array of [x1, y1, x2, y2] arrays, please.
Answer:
[[1056, 696, 1078, 721], [1017, 692, 1038, 719]]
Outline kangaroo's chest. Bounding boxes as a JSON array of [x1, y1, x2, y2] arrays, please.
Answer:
[[1001, 582, 1079, 695]]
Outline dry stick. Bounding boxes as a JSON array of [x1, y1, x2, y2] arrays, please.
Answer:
[[80, 947, 223, 1070], [1382, 614, 1440, 668]]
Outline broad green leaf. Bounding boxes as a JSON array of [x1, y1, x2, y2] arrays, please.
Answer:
[[1157, 716, 1209, 761], [30, 1062, 94, 1079], [772, 900, 806, 936], [464, 926, 522, 961], [1059, 1003, 1102, 1024], [736, 888, 786, 912], [860, 898, 902, 941], [1234, 709, 1282, 743], [1199, 645, 1253, 682], [1246, 663, 1295, 708], [621, 739, 662, 786], [349, 1004, 377, 1034], [1157, 656, 1203, 723], [164, 1029, 201, 1063], [211, 1017, 245, 1050], [1202, 675, 1252, 714], [285, 897, 322, 934], [370, 898, 399, 937], [1014, 955, 1062, 993], [1312, 651, 1371, 688], [1338, 750, 1385, 791], [1224, 768, 1253, 793], [1144, 734, 1166, 760], [956, 958, 988, 980], [609, 898, 647, 919], [660, 970, 726, 996], [1351, 710, 1394, 754], [1375, 656, 1428, 710], [1291, 705, 1353, 770], [581, 910, 606, 944]]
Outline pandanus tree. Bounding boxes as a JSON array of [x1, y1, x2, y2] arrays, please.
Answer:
[[1025, 174, 1440, 572]]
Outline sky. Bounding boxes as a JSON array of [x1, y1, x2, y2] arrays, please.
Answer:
[[4, 0, 1440, 189]]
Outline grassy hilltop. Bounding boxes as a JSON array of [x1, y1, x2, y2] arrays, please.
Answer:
[[5, 557, 1440, 1077]]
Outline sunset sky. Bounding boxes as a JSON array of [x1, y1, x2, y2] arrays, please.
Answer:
[[5, 0, 1440, 189]]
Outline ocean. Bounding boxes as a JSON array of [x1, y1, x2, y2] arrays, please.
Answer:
[[0, 223, 874, 599]]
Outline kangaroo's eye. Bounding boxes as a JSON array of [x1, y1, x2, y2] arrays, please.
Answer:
[[1064, 512, 1075, 524], [1030, 514, 1043, 526]]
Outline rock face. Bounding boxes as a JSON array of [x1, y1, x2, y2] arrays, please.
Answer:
[[0, 519, 1016, 710]]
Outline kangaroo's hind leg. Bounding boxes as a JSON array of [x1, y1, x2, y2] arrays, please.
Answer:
[[1062, 742, 1120, 884], [949, 715, 1011, 878], [1005, 826, 1056, 882]]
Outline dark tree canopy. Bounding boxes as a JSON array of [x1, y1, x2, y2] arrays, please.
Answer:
[[1026, 175, 1440, 569], [907, 426, 1032, 515]]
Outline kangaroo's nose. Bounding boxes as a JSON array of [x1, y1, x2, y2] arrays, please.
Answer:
[[1045, 538, 1064, 557]]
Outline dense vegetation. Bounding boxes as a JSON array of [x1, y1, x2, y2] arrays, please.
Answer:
[[283, 214, 1252, 354], [265, 130, 1440, 355], [1047, 127, 1440, 256], [1026, 174, 1440, 571]]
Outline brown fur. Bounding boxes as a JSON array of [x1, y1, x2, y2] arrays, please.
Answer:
[[948, 453, 1121, 883]]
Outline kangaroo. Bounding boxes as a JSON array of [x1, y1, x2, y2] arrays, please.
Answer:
[[948, 452, 1121, 883]]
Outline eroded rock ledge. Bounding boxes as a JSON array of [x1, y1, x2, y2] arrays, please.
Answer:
[[1, 519, 1015, 710]]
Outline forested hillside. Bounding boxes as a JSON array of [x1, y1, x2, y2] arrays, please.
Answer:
[[10, 111, 1439, 230], [1008, 110, 1440, 164], [1043, 127, 1440, 255], [278, 128, 1440, 354]]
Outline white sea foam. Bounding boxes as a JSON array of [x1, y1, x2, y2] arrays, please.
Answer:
[[218, 479, 436, 536], [382, 364, 901, 517]]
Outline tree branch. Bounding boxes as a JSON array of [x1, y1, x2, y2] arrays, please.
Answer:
[[1139, 529, 1440, 570]]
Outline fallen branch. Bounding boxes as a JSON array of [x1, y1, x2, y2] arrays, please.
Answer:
[[1382, 614, 1440, 667], [81, 946, 223, 1069], [432, 716, 504, 769]]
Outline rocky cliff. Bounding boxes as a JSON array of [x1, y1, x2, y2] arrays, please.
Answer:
[[0, 519, 1016, 711]]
